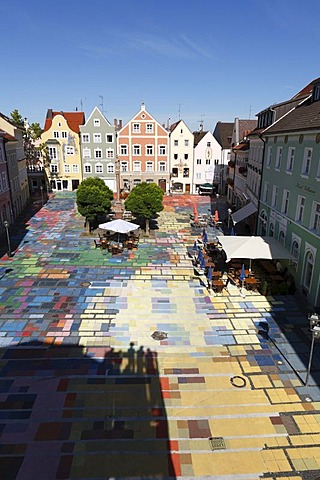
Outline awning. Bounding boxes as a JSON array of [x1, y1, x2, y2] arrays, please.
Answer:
[[231, 202, 257, 224], [218, 236, 295, 263]]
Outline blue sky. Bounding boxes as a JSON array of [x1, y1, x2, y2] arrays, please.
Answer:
[[2, 0, 320, 132]]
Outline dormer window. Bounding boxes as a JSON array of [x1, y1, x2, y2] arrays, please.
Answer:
[[313, 84, 320, 102], [93, 119, 100, 127]]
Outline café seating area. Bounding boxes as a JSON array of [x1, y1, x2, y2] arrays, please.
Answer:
[[94, 231, 140, 255]]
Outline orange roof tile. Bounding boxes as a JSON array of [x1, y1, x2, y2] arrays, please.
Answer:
[[43, 110, 85, 133]]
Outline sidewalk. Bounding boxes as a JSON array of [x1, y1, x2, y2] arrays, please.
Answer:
[[0, 192, 319, 479]]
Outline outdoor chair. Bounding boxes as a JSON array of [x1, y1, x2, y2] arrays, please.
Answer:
[[94, 239, 102, 249]]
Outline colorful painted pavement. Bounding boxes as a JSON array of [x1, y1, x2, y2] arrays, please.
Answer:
[[0, 192, 320, 479]]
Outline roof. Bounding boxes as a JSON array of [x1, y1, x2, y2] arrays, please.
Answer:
[[238, 120, 257, 139], [193, 131, 208, 147], [0, 112, 24, 130], [264, 95, 320, 135], [43, 109, 85, 133], [233, 141, 249, 151], [170, 120, 182, 132], [213, 122, 233, 149]]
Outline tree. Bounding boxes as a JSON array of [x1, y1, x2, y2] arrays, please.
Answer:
[[10, 109, 25, 128], [125, 182, 164, 236], [10, 109, 43, 167], [76, 177, 114, 233]]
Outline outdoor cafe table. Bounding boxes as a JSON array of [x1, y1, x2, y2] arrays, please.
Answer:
[[212, 279, 225, 293], [244, 277, 261, 290]]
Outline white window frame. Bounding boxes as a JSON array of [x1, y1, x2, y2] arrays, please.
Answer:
[[174, 140, 178, 146], [275, 146, 282, 170], [184, 139, 189, 146], [93, 133, 102, 143], [82, 134, 90, 143], [95, 163, 103, 174], [121, 162, 128, 172], [282, 190, 290, 214], [133, 145, 141, 156], [107, 163, 114, 174], [146, 161, 153, 172], [310, 201, 320, 233], [48, 147, 57, 160], [64, 164, 70, 173], [83, 148, 91, 159], [132, 123, 140, 133], [50, 164, 58, 173], [146, 145, 154, 156], [65, 146, 74, 155], [197, 158, 201, 165], [159, 145, 166, 155], [133, 161, 141, 172], [61, 131, 68, 139], [263, 181, 269, 203], [93, 119, 100, 127], [271, 185, 278, 208], [296, 195, 305, 223], [266, 146, 272, 167], [286, 147, 295, 172], [53, 131, 59, 139], [120, 145, 128, 155], [94, 149, 102, 159], [84, 163, 92, 174], [72, 164, 79, 173], [146, 123, 153, 133], [106, 133, 113, 143], [106, 148, 114, 158], [159, 162, 166, 172], [301, 147, 312, 176]]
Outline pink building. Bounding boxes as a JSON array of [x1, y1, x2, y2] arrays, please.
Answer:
[[117, 103, 169, 193]]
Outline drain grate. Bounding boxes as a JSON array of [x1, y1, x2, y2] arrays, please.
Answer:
[[209, 437, 226, 451], [151, 331, 168, 340]]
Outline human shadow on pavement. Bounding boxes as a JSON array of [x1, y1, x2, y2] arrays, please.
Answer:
[[0, 341, 176, 480]]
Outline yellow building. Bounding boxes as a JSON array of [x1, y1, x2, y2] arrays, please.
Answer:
[[41, 109, 85, 191]]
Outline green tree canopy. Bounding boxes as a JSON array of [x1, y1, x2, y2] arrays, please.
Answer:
[[10, 109, 43, 166], [125, 182, 164, 235], [76, 177, 114, 232], [10, 109, 25, 128]]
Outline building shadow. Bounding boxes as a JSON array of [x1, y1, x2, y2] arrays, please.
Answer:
[[0, 340, 176, 480]]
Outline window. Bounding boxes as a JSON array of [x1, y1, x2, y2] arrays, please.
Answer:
[[94, 133, 102, 143], [84, 164, 92, 174], [275, 146, 282, 169], [271, 185, 278, 208], [93, 119, 100, 127], [64, 164, 70, 173], [83, 148, 91, 159], [197, 158, 201, 165], [107, 164, 114, 173], [48, 147, 57, 160], [174, 154, 178, 160], [172, 168, 178, 177], [82, 134, 90, 143], [133, 145, 141, 155], [291, 240, 299, 270], [269, 223, 274, 237], [50, 164, 58, 173], [159, 162, 166, 172], [183, 168, 189, 177], [279, 230, 285, 245], [53, 131, 59, 138], [62, 180, 68, 189], [95, 164, 103, 173], [121, 162, 128, 172], [146, 145, 154, 155], [263, 182, 269, 202], [301, 148, 312, 175], [207, 142, 211, 147], [120, 145, 128, 155], [146, 124, 153, 133], [106, 134, 113, 143], [303, 251, 314, 290], [133, 161, 141, 172], [184, 139, 189, 146], [1, 172, 7, 190], [296, 196, 305, 222], [196, 172, 201, 179], [65, 146, 74, 155], [106, 149, 114, 158], [184, 154, 188, 160], [72, 164, 79, 173], [159, 145, 166, 155], [146, 179, 153, 184], [133, 123, 140, 133], [311, 202, 320, 232], [61, 131, 67, 139], [133, 179, 141, 186], [286, 147, 295, 172], [206, 159, 210, 165], [313, 84, 320, 101], [266, 146, 272, 167], [146, 161, 153, 172], [282, 190, 290, 214], [94, 149, 102, 158], [174, 140, 178, 146]]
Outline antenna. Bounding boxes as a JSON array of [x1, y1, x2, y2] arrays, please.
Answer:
[[198, 114, 205, 131], [178, 103, 183, 120]]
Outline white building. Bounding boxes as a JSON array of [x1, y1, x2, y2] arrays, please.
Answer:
[[193, 129, 221, 194], [169, 120, 194, 193]]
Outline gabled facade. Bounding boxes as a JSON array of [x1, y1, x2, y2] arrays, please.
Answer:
[[0, 113, 29, 220], [80, 107, 117, 191], [169, 120, 194, 193], [41, 110, 85, 191], [213, 121, 233, 193], [117, 103, 169, 193], [260, 78, 320, 307], [193, 129, 221, 194]]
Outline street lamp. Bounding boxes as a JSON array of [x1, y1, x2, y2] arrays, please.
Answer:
[[305, 313, 320, 386], [40, 185, 44, 207], [3, 220, 12, 257]]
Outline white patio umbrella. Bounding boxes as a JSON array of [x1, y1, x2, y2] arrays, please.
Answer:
[[98, 219, 139, 243]]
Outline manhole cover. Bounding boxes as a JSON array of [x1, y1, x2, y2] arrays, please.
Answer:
[[151, 331, 168, 340], [81, 282, 91, 287], [209, 437, 226, 450]]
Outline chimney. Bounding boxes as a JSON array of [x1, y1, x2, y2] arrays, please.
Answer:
[[141, 102, 145, 111], [114, 118, 117, 126], [118, 119, 122, 130], [47, 109, 53, 119]]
